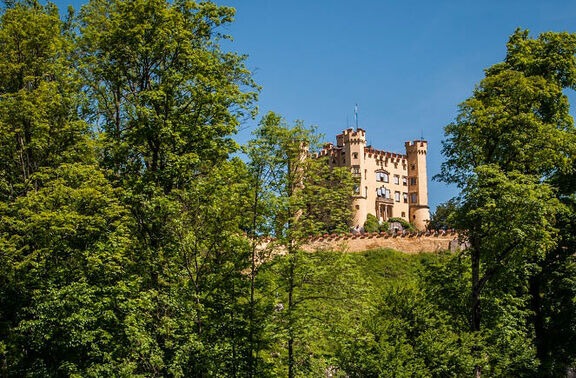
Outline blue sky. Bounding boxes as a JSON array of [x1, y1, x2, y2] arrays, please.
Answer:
[[215, 0, 576, 211], [57, 0, 576, 211]]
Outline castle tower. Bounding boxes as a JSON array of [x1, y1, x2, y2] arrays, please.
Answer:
[[338, 128, 367, 228], [405, 141, 430, 230]]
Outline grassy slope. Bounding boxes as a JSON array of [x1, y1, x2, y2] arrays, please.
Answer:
[[347, 248, 443, 288]]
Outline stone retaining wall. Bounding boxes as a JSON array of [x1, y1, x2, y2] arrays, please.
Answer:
[[301, 230, 464, 254]]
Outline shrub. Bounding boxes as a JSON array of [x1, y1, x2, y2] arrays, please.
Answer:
[[363, 214, 380, 233], [379, 221, 390, 232]]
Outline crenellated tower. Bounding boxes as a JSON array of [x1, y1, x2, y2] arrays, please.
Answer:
[[338, 128, 367, 226], [405, 140, 430, 230]]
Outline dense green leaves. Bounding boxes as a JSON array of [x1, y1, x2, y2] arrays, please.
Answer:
[[439, 29, 576, 187], [439, 28, 576, 376], [363, 213, 380, 233], [79, 0, 258, 190], [246, 112, 356, 377], [0, 1, 90, 201]]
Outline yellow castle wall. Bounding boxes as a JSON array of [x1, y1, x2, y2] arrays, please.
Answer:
[[317, 128, 430, 231]]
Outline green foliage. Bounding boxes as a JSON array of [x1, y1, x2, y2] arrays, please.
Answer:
[[260, 251, 368, 377], [249, 112, 355, 241], [439, 28, 576, 376], [79, 0, 259, 189], [378, 221, 389, 232], [529, 199, 576, 375], [247, 112, 356, 377], [0, 1, 263, 376], [423, 253, 541, 376], [0, 0, 91, 201], [363, 213, 379, 233], [455, 166, 561, 265], [0, 163, 132, 375], [336, 285, 479, 377], [439, 29, 576, 187], [428, 199, 458, 230]]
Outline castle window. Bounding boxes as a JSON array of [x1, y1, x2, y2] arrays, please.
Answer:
[[410, 193, 418, 203], [395, 191, 400, 202], [353, 152, 358, 159], [352, 166, 361, 177], [403, 193, 408, 203], [402, 176, 407, 186], [354, 185, 360, 194], [364, 186, 368, 197], [364, 169, 367, 179], [376, 187, 390, 198], [410, 177, 417, 186], [394, 175, 400, 185], [401, 211, 406, 217], [376, 171, 389, 182], [411, 164, 416, 171]]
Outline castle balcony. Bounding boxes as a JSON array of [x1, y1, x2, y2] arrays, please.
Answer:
[[376, 197, 394, 204]]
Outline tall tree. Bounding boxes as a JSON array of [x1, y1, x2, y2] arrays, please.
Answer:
[[439, 29, 576, 376], [440, 31, 576, 186], [79, 0, 258, 190], [0, 1, 102, 374], [248, 112, 356, 377], [0, 163, 132, 376], [0, 0, 90, 201], [75, 1, 261, 374]]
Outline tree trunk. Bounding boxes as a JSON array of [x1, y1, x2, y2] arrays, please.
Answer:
[[248, 184, 260, 377], [471, 243, 482, 377], [287, 243, 295, 378], [471, 245, 481, 333], [529, 273, 547, 374]]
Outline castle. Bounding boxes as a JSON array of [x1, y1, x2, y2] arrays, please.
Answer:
[[315, 128, 430, 231]]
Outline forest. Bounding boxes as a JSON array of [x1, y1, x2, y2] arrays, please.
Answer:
[[0, 0, 575, 376]]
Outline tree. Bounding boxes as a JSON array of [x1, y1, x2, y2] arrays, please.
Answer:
[[79, 0, 258, 190], [248, 112, 356, 377], [527, 183, 576, 376], [363, 213, 379, 233], [336, 285, 478, 377], [439, 29, 576, 376], [0, 0, 90, 201], [440, 29, 576, 186], [73, 1, 261, 374], [427, 199, 458, 230], [0, 163, 132, 375], [0, 1, 104, 374], [452, 166, 560, 330]]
